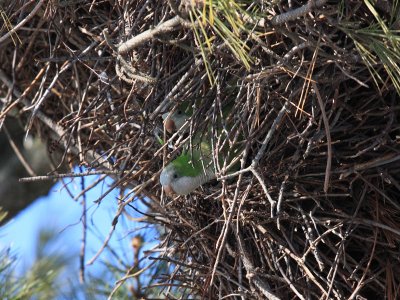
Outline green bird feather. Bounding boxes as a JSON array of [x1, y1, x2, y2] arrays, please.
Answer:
[[160, 102, 240, 195], [160, 140, 216, 195]]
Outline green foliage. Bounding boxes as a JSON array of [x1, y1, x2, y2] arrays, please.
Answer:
[[0, 6, 21, 46], [0, 236, 66, 300], [0, 208, 7, 224], [342, 0, 400, 95], [188, 0, 264, 83]]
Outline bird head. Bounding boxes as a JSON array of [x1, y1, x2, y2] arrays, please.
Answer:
[[160, 152, 215, 195], [162, 105, 192, 133]]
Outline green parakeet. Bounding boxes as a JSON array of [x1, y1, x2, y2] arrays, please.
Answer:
[[162, 100, 233, 134], [160, 141, 216, 195], [162, 104, 192, 133], [160, 101, 239, 195]]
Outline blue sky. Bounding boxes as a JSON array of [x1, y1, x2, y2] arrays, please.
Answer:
[[0, 174, 160, 295]]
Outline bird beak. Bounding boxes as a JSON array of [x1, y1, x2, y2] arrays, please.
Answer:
[[164, 118, 176, 134], [163, 184, 175, 196]]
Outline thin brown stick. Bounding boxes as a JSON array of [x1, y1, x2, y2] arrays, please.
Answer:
[[312, 82, 332, 193]]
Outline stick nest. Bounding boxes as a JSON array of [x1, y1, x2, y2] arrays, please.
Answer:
[[1, 0, 400, 299]]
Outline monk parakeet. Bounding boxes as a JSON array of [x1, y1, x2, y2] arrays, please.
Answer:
[[162, 103, 192, 133], [162, 100, 234, 134], [161, 104, 210, 195], [160, 101, 239, 195], [160, 136, 241, 195], [160, 144, 216, 195]]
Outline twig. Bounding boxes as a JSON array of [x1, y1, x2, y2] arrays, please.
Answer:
[[86, 224, 117, 265], [118, 15, 182, 54], [275, 258, 306, 300], [19, 170, 130, 182], [251, 168, 276, 217], [312, 82, 332, 192], [235, 230, 281, 300], [26, 64, 59, 137], [0, 68, 118, 180], [0, 0, 45, 45], [271, 0, 328, 26], [276, 175, 288, 230], [3, 125, 36, 177], [108, 260, 157, 300], [340, 153, 400, 179], [251, 100, 290, 168], [298, 205, 325, 271], [79, 171, 87, 283], [150, 58, 202, 120], [103, 29, 157, 84], [348, 229, 378, 300]]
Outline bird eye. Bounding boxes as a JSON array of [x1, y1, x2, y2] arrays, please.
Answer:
[[177, 110, 182, 115], [173, 173, 178, 179]]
